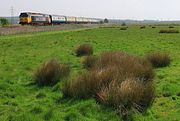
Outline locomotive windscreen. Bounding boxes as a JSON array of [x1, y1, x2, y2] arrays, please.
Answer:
[[20, 13, 28, 17]]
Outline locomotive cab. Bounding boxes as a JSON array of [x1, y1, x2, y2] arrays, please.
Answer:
[[19, 13, 32, 25]]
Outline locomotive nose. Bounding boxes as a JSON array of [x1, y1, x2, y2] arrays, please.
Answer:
[[20, 17, 28, 22]]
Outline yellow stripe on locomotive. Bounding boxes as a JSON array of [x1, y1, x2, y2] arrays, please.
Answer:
[[20, 17, 31, 23]]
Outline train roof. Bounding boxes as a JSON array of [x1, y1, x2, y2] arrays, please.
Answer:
[[51, 15, 66, 17], [20, 12, 50, 16], [20, 12, 102, 20]]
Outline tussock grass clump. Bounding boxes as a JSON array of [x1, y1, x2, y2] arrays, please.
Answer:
[[59, 64, 70, 77], [82, 55, 97, 69], [159, 29, 179, 33], [62, 71, 100, 98], [94, 52, 154, 82], [62, 67, 119, 98], [97, 79, 155, 114], [34, 59, 70, 86], [120, 27, 128, 30], [169, 26, 174, 28], [140, 26, 146, 29], [75, 44, 93, 57], [146, 52, 171, 68], [62, 51, 155, 117]]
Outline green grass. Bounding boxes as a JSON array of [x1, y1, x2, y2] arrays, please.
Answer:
[[0, 26, 180, 121]]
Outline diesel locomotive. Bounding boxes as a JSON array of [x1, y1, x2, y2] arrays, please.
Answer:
[[19, 12, 101, 25]]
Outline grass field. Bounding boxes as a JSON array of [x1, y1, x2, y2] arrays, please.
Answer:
[[0, 25, 180, 121]]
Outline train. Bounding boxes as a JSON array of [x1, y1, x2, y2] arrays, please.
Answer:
[[19, 12, 101, 25]]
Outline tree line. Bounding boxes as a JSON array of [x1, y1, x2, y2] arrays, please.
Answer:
[[0, 18, 9, 27]]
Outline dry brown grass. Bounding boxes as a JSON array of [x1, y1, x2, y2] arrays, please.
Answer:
[[146, 52, 171, 68], [59, 64, 70, 77], [82, 55, 97, 69], [120, 27, 128, 30], [94, 52, 154, 82], [62, 71, 100, 98], [34, 59, 70, 86], [140, 26, 146, 29], [169, 26, 174, 28], [97, 79, 155, 116], [75, 44, 93, 57], [62, 51, 155, 116], [159, 29, 179, 33]]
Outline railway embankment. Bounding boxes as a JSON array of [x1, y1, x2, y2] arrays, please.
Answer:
[[0, 24, 99, 36]]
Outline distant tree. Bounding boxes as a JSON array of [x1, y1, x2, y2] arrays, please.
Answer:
[[0, 18, 9, 27], [104, 18, 109, 23], [121, 22, 126, 26]]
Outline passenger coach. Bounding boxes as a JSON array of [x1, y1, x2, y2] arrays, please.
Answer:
[[50, 15, 66, 24]]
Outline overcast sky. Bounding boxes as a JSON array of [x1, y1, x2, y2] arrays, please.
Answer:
[[1, 0, 180, 20]]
